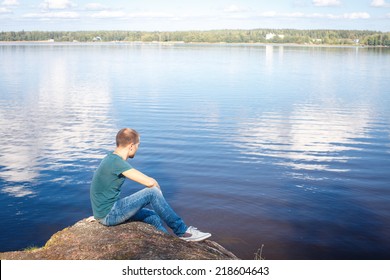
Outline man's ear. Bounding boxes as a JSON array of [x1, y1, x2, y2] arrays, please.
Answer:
[[129, 143, 136, 150]]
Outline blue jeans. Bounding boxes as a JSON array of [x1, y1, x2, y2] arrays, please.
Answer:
[[98, 187, 188, 236]]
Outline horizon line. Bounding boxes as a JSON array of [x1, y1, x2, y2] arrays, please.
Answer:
[[2, 27, 389, 33]]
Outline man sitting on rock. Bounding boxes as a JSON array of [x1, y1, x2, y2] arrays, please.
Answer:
[[90, 128, 211, 242]]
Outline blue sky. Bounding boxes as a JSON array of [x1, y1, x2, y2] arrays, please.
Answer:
[[1, 0, 389, 31]]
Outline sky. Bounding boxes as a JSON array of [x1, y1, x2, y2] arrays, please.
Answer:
[[0, 0, 389, 32]]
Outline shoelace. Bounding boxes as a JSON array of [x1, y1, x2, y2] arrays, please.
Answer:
[[188, 226, 198, 232]]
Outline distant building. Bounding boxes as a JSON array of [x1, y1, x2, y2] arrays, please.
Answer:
[[266, 33, 276, 40], [48, 39, 54, 42], [265, 33, 285, 40], [93, 36, 102, 42]]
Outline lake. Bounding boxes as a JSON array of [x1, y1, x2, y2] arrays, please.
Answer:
[[0, 42, 389, 259]]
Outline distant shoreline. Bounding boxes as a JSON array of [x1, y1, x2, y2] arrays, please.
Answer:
[[1, 29, 389, 47], [0, 41, 388, 48]]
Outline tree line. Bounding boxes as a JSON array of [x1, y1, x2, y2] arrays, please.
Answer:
[[0, 29, 389, 46]]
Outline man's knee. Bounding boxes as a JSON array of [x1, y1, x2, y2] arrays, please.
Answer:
[[147, 186, 162, 195]]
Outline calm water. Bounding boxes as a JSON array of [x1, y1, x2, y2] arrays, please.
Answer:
[[0, 43, 389, 259]]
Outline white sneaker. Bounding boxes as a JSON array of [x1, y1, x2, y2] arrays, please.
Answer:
[[180, 226, 211, 242]]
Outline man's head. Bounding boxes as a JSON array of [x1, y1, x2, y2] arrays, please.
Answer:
[[116, 128, 140, 158]]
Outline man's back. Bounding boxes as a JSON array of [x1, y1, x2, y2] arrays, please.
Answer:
[[90, 153, 132, 219]]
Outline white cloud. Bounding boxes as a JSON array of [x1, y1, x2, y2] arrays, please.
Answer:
[[224, 5, 248, 13], [255, 11, 305, 18], [260, 11, 277, 17], [0, 0, 18, 15], [90, 10, 177, 19], [0, 6, 11, 13], [371, 0, 390, 7], [283, 12, 306, 17], [312, 0, 341, 6], [251, 11, 370, 20], [310, 13, 340, 19], [129, 12, 174, 19], [293, 0, 309, 7], [343, 12, 370, 19], [23, 11, 79, 19], [89, 10, 126, 19], [1, 0, 19, 6], [85, 3, 108, 11], [40, 0, 76, 10], [307, 12, 370, 19]]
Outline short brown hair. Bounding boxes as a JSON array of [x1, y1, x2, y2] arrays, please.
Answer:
[[116, 128, 140, 147]]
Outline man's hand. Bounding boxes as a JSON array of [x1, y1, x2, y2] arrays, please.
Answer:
[[153, 179, 161, 190]]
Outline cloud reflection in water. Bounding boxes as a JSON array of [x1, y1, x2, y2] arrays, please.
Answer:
[[0, 46, 115, 197], [234, 103, 372, 173]]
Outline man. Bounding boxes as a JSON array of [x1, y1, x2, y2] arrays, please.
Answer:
[[90, 128, 211, 242]]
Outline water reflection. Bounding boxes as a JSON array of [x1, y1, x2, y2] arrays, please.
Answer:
[[0, 45, 115, 197], [0, 44, 389, 259], [278, 46, 284, 61], [235, 103, 371, 172], [265, 45, 274, 72]]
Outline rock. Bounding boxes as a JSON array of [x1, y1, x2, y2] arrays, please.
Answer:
[[0, 218, 239, 260]]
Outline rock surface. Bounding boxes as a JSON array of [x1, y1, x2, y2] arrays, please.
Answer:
[[0, 218, 238, 260]]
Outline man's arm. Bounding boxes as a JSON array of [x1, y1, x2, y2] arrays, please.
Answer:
[[122, 168, 160, 189]]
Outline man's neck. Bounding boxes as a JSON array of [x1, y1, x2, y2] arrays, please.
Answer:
[[113, 148, 128, 160]]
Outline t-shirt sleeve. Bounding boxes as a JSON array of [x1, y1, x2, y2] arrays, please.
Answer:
[[113, 158, 133, 176]]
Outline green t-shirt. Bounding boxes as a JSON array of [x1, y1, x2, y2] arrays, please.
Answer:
[[90, 153, 133, 219]]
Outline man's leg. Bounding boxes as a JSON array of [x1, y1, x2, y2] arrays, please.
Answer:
[[102, 187, 188, 236], [129, 208, 169, 234]]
